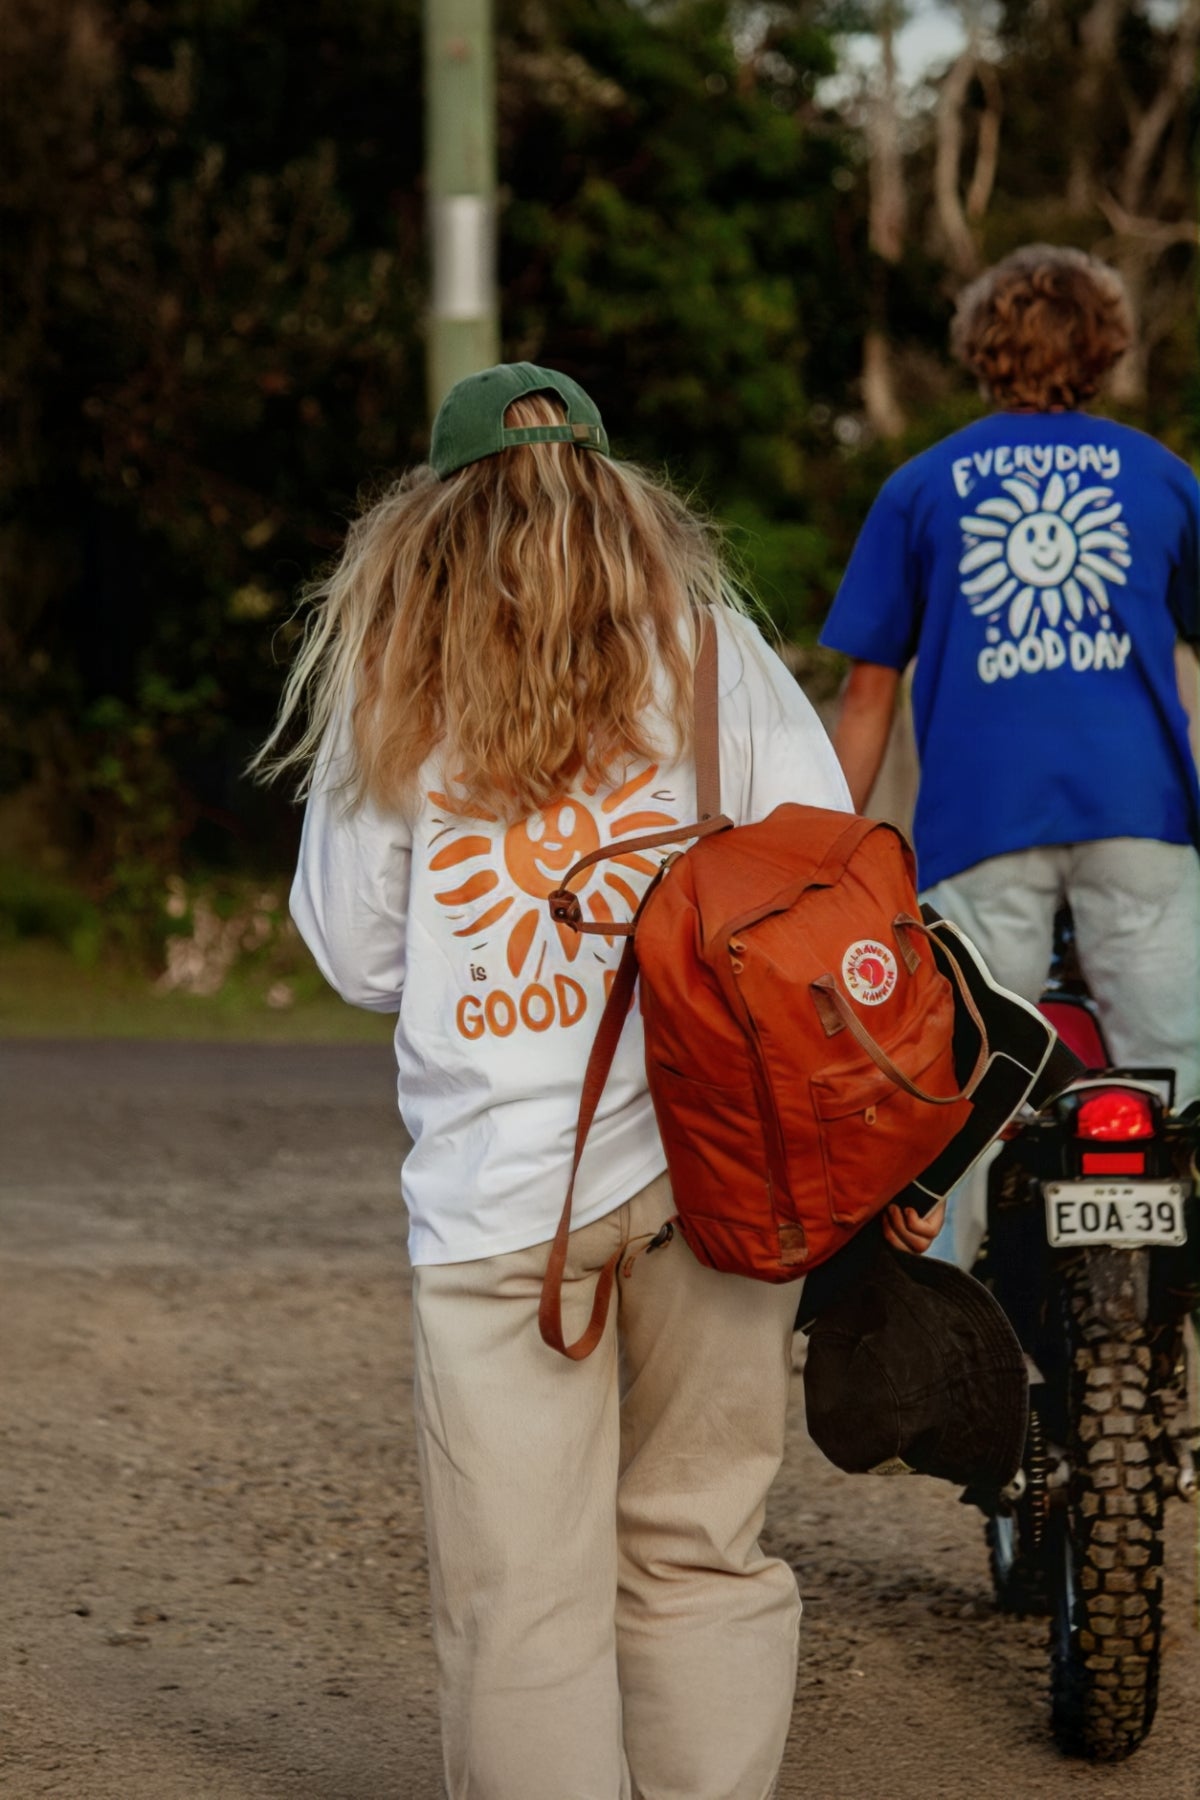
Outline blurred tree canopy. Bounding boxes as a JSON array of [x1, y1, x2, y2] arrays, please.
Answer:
[[1, 0, 1195, 922]]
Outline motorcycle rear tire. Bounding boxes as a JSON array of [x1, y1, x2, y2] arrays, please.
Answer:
[[1050, 1326, 1164, 1762]]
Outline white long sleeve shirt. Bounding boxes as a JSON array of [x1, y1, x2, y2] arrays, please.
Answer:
[[291, 608, 851, 1264]]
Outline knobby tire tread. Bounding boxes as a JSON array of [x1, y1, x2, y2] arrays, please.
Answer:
[[1050, 1284, 1165, 1762]]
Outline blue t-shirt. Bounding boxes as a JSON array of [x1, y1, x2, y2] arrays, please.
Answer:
[[820, 412, 1200, 887]]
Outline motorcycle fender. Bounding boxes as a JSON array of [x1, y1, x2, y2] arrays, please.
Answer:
[[1077, 1246, 1151, 1328]]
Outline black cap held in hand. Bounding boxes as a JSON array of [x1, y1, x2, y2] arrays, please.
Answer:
[[803, 1245, 1028, 1490]]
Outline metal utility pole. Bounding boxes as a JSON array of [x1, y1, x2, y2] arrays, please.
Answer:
[[424, 0, 500, 418]]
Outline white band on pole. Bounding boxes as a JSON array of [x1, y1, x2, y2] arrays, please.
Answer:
[[431, 195, 496, 321]]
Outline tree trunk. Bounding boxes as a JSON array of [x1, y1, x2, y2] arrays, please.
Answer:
[[1100, 0, 1199, 406], [862, 325, 906, 439], [862, 1, 906, 437], [934, 50, 978, 277], [1105, 259, 1148, 405], [1067, 0, 1123, 214]]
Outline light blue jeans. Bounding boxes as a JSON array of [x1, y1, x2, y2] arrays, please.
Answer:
[[921, 838, 1200, 1269]]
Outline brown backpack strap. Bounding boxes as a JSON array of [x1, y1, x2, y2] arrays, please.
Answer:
[[538, 608, 724, 1355], [693, 609, 721, 820], [546, 611, 730, 936], [538, 936, 641, 1358]]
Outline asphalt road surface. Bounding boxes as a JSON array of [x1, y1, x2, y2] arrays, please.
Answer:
[[2, 1039, 1197, 1799]]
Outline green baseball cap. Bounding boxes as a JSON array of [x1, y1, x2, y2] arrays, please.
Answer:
[[429, 362, 610, 479]]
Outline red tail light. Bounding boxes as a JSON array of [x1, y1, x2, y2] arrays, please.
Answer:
[[1074, 1088, 1155, 1141], [1081, 1152, 1146, 1175]]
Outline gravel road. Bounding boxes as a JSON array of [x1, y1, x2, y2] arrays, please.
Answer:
[[2, 1039, 1197, 1799]]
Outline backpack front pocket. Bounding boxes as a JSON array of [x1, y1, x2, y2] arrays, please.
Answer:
[[810, 1041, 973, 1230], [647, 1059, 788, 1275]]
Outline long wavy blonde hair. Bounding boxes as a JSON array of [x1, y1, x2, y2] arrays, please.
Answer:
[[253, 393, 742, 820]]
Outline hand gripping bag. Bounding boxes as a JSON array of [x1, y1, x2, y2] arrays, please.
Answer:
[[539, 612, 995, 1359]]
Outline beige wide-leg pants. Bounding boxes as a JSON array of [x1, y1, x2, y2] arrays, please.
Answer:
[[412, 1172, 802, 1800]]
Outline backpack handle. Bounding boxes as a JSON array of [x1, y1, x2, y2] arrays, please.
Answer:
[[810, 913, 991, 1106], [548, 817, 730, 935]]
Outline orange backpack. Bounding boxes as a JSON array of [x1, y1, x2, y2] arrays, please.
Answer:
[[539, 612, 989, 1359]]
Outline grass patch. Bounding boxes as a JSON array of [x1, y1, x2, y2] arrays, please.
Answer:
[[1, 939, 393, 1044]]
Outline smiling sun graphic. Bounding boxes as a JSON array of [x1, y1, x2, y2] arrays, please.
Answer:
[[958, 473, 1130, 639], [426, 764, 681, 979]]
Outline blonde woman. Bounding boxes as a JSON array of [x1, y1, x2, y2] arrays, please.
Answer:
[[256, 364, 854, 1799]]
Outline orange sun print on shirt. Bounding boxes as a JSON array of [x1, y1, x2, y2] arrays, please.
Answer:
[[427, 763, 681, 980]]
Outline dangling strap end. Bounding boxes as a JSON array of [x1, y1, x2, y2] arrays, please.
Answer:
[[621, 1218, 676, 1280]]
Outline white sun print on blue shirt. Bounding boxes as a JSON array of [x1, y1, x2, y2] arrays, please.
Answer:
[[959, 472, 1132, 678], [819, 416, 1199, 886]]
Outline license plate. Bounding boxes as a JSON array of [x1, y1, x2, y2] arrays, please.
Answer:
[[1045, 1181, 1188, 1248]]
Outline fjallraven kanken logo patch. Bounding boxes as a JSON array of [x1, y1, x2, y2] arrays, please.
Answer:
[[842, 940, 898, 1006]]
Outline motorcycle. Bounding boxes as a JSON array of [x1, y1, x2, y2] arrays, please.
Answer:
[[975, 916, 1199, 1762]]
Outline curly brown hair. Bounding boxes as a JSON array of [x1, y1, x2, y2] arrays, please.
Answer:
[[951, 245, 1133, 410]]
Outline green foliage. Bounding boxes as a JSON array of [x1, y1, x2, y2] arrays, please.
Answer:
[[495, 0, 886, 638], [0, 0, 1195, 974], [0, 859, 104, 964], [501, 1, 856, 504], [1, 938, 391, 1041], [722, 503, 845, 644], [2, 0, 428, 935]]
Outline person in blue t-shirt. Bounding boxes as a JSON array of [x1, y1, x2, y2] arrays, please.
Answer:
[[821, 244, 1200, 1268]]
